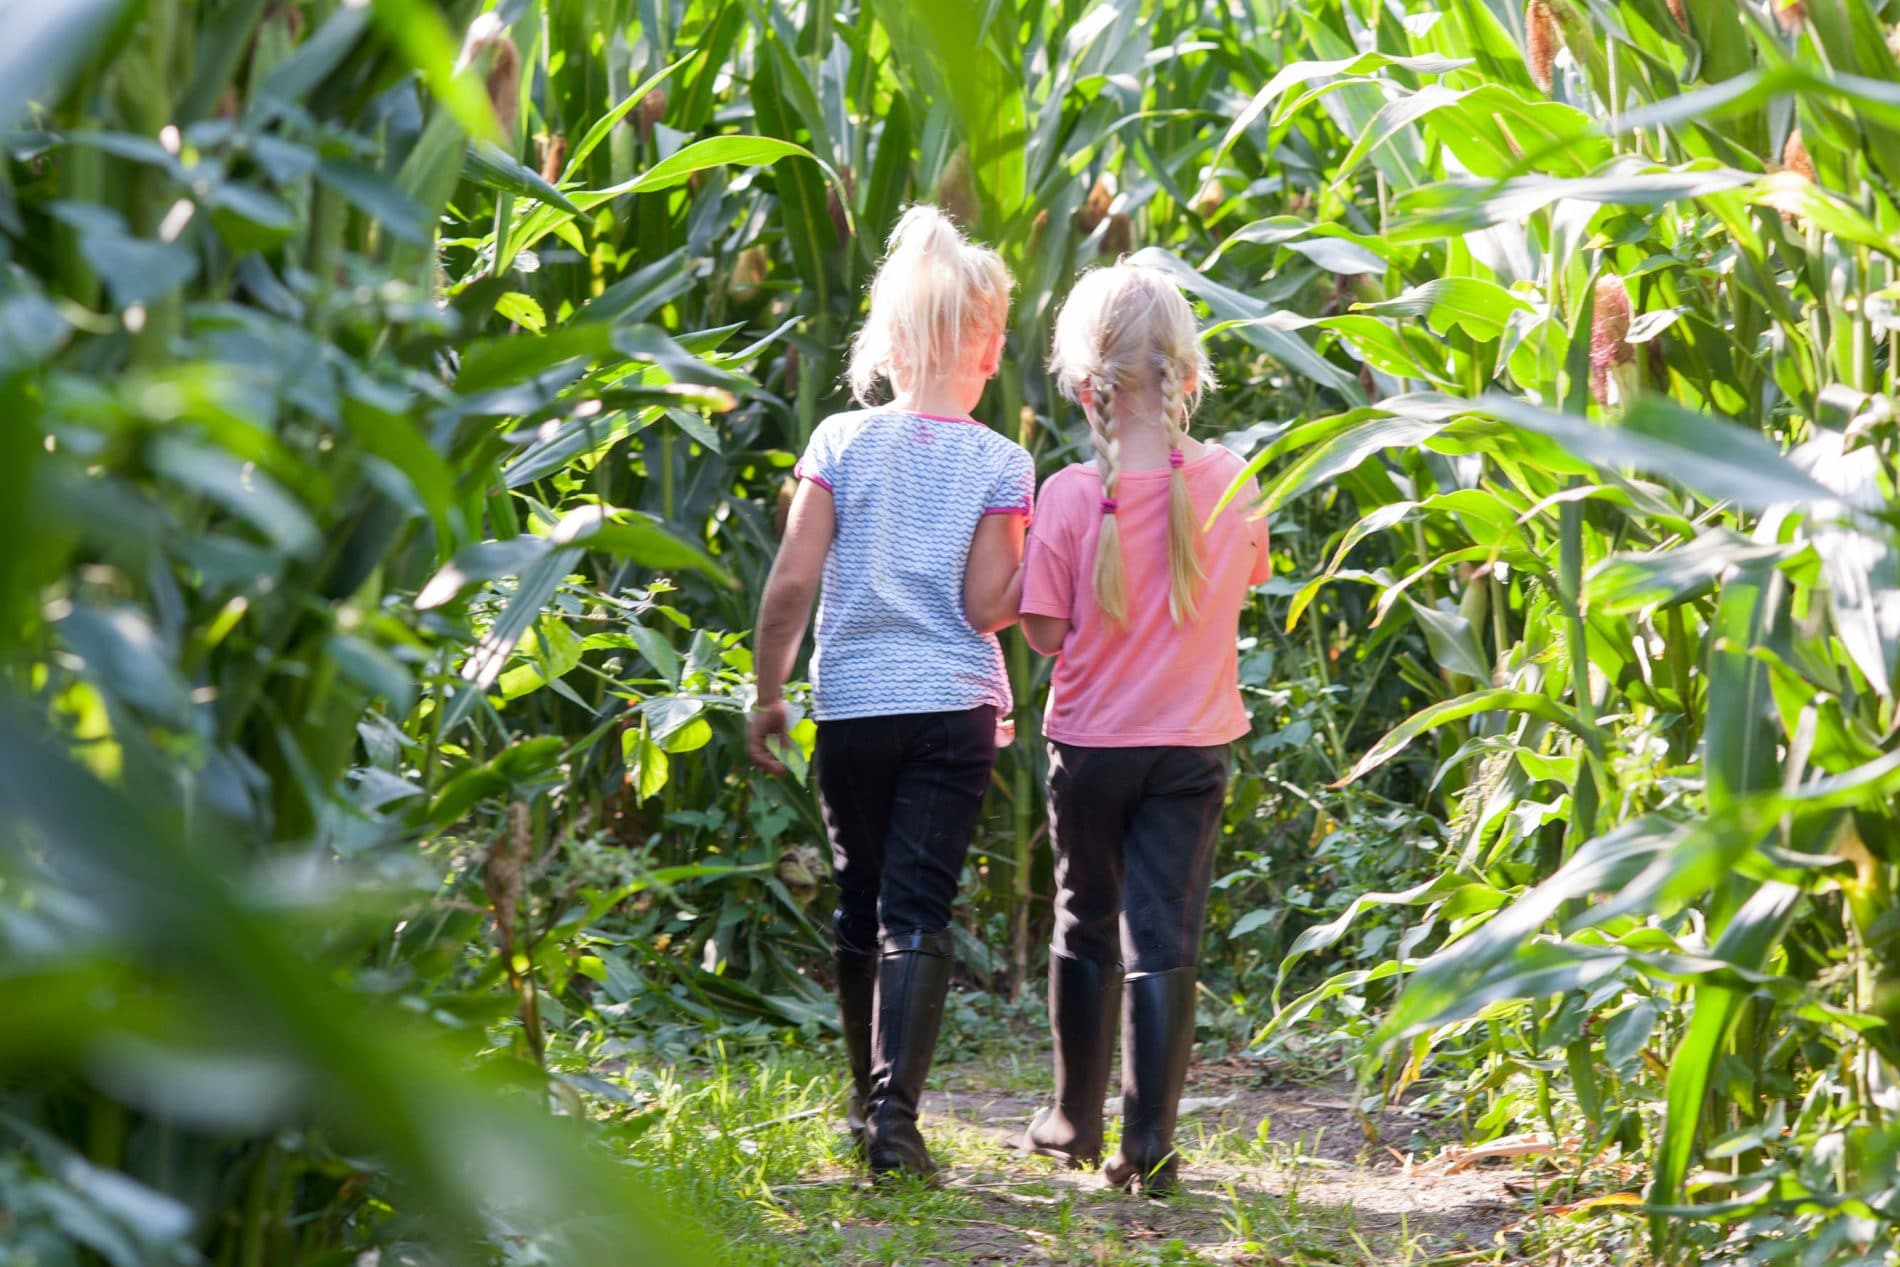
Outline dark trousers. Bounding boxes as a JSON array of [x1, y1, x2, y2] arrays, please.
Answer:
[[1047, 742, 1229, 975], [816, 707, 998, 954]]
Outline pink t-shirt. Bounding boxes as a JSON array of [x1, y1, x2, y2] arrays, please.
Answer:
[[1021, 446, 1271, 748]]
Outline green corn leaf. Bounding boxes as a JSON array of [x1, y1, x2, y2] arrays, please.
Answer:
[[1480, 394, 1837, 510], [1420, 86, 1609, 180], [1586, 530, 1792, 614], [1207, 216, 1395, 273], [1212, 52, 1474, 173], [1704, 563, 1782, 812], [1317, 316, 1450, 383], [562, 54, 694, 180], [1355, 278, 1534, 340], [1406, 598, 1493, 680], [0, 0, 124, 134], [454, 322, 618, 393], [579, 136, 837, 205], [463, 141, 581, 214], [1273, 871, 1481, 1007], [1335, 688, 1607, 787], [418, 508, 729, 616], [1258, 412, 1457, 514], [508, 135, 842, 263], [748, 51, 839, 307], [256, 5, 371, 103]]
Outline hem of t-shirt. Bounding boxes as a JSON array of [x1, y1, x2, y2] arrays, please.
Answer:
[[814, 696, 1012, 723], [1019, 598, 1071, 618], [982, 504, 1031, 517], [1041, 720, 1250, 748]]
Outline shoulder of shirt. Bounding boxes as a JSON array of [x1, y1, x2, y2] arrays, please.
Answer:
[[1199, 442, 1248, 473], [1041, 462, 1099, 495], [1200, 444, 1260, 498], [810, 408, 908, 455], [972, 427, 1032, 461], [1033, 463, 1098, 515], [814, 407, 890, 435]]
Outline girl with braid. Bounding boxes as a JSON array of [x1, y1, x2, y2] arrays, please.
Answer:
[[1017, 264, 1271, 1195], [748, 206, 1033, 1180]]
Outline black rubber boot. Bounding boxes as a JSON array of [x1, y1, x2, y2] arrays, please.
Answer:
[[1021, 951, 1121, 1167], [836, 943, 877, 1155], [1104, 967, 1197, 1196], [864, 930, 955, 1179]]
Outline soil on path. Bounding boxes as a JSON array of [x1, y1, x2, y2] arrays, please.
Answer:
[[814, 1054, 1560, 1266]]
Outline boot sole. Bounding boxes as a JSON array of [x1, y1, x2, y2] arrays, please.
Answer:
[[1105, 1157, 1180, 1197], [1020, 1138, 1100, 1168], [1017, 1108, 1102, 1168]]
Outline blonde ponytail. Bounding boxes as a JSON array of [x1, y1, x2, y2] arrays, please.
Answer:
[[847, 205, 1012, 404], [1049, 265, 1216, 627]]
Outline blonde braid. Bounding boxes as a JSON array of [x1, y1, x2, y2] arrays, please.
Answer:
[[1088, 377, 1129, 626], [1158, 356, 1207, 624]]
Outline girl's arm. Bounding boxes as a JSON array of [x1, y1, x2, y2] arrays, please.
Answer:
[[746, 480, 836, 773], [1016, 483, 1070, 655], [1021, 613, 1069, 655], [963, 512, 1028, 633]]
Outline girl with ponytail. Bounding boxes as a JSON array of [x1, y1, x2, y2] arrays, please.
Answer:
[[1017, 265, 1272, 1195], [746, 205, 1034, 1180]]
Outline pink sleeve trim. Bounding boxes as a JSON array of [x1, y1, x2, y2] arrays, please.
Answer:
[[1019, 599, 1072, 618], [792, 458, 833, 491], [986, 490, 1035, 520]]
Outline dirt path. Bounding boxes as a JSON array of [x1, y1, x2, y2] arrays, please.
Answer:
[[810, 1055, 1550, 1265]]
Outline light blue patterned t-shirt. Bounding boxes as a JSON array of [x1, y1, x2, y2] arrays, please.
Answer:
[[794, 408, 1036, 721]]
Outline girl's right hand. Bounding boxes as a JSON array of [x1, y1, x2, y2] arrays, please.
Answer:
[[747, 700, 790, 774]]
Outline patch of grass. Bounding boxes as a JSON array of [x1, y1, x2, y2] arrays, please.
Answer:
[[603, 1022, 1594, 1265]]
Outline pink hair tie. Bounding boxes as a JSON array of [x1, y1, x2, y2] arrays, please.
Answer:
[[1168, 448, 1185, 469], [1099, 498, 1119, 515]]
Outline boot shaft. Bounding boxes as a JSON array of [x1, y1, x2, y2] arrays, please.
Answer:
[[1048, 951, 1122, 1113], [1023, 950, 1122, 1167], [865, 930, 956, 1176], [836, 946, 877, 1136], [1109, 966, 1197, 1194]]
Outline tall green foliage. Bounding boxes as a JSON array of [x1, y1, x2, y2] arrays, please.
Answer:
[[1213, 1, 1900, 1260], [0, 0, 803, 1260], [10, 0, 1900, 1263]]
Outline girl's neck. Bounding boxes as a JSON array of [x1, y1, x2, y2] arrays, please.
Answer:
[[891, 377, 983, 421], [1103, 396, 1203, 472]]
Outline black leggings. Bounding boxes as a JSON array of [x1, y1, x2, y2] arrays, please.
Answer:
[[1047, 742, 1229, 976], [816, 707, 999, 954]]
